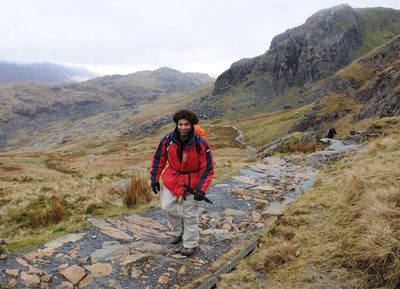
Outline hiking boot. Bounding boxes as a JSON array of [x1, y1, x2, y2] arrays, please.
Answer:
[[170, 235, 183, 245], [181, 247, 195, 256]]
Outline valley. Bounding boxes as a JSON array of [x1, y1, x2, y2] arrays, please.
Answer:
[[0, 4, 399, 288]]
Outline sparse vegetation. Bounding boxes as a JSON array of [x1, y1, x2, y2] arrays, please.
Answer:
[[0, 27, 399, 287], [235, 105, 313, 148], [317, 93, 363, 116], [337, 61, 376, 82], [0, 117, 250, 247], [218, 131, 400, 289]]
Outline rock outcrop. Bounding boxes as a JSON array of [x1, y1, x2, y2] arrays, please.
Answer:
[[192, 5, 400, 118], [289, 34, 400, 134]]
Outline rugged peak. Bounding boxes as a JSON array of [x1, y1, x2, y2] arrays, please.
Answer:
[[201, 4, 370, 118], [269, 4, 362, 91], [197, 5, 400, 120], [270, 4, 355, 50], [305, 4, 352, 24]]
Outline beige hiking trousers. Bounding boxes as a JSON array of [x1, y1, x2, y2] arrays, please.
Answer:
[[160, 186, 200, 248]]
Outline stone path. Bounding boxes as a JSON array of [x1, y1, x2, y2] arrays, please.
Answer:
[[0, 151, 344, 289]]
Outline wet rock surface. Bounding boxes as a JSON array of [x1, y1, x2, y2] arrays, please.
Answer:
[[0, 142, 359, 289]]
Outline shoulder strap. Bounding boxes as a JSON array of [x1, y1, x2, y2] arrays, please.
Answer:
[[165, 132, 202, 154], [195, 133, 201, 154], [164, 133, 173, 155]]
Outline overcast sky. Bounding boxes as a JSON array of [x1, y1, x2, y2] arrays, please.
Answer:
[[1, 0, 400, 77]]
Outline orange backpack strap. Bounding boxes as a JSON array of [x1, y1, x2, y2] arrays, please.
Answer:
[[194, 124, 207, 140]]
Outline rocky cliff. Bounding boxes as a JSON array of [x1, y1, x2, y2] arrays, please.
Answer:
[[289, 34, 400, 136], [192, 5, 400, 119]]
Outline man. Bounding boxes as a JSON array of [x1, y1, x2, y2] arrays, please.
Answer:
[[150, 109, 214, 256], [326, 128, 337, 139]]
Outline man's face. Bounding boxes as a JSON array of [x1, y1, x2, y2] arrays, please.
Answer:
[[177, 119, 192, 139]]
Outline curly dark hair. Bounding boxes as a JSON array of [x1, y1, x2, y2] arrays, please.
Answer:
[[172, 109, 199, 125]]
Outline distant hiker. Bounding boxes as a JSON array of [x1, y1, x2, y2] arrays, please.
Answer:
[[150, 109, 214, 256], [326, 128, 337, 139]]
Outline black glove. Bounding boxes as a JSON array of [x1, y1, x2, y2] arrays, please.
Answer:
[[194, 189, 206, 201], [151, 182, 160, 195]]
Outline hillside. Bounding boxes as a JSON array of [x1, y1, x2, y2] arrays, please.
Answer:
[[289, 34, 400, 138], [214, 126, 399, 289], [0, 4, 399, 289], [1, 5, 399, 153], [0, 67, 214, 150], [0, 62, 97, 84], [192, 5, 400, 119]]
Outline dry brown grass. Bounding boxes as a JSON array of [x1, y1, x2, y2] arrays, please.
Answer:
[[218, 131, 400, 289], [0, 164, 22, 172], [27, 200, 70, 228], [124, 172, 153, 208], [0, 119, 248, 249], [288, 143, 317, 154], [254, 239, 299, 273]]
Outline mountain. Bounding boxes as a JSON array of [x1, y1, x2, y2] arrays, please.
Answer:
[[289, 34, 400, 137], [0, 67, 214, 150], [191, 5, 400, 119], [81, 67, 214, 105], [0, 62, 98, 84], [1, 5, 399, 151]]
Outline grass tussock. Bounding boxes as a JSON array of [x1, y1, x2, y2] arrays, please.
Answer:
[[11, 195, 70, 229], [254, 239, 299, 272], [124, 172, 153, 208], [218, 132, 400, 289]]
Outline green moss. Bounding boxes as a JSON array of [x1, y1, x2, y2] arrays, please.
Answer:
[[52, 226, 68, 233], [288, 132, 301, 142], [30, 195, 48, 209], [95, 173, 108, 180], [11, 209, 28, 224]]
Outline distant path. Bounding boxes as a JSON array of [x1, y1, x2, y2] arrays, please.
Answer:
[[222, 125, 258, 153], [82, 154, 96, 177], [30, 118, 89, 149]]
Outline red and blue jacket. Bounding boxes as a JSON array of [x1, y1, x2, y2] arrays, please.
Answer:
[[150, 127, 214, 197]]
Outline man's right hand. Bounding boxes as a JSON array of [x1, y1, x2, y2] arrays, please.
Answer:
[[151, 182, 160, 195]]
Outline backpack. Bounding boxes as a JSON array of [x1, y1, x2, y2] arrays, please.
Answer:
[[194, 124, 207, 140]]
